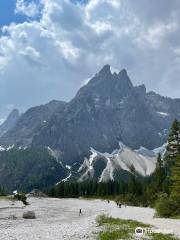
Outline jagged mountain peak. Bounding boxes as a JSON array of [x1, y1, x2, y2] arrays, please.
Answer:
[[8, 109, 19, 117], [98, 64, 111, 76], [116, 68, 133, 90], [118, 68, 127, 76], [0, 109, 20, 137], [0, 65, 180, 165], [77, 65, 133, 100]]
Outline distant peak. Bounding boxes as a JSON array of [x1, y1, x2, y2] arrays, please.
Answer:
[[9, 109, 19, 117], [117, 68, 133, 88], [5, 109, 20, 122], [118, 69, 127, 77], [98, 64, 111, 76]]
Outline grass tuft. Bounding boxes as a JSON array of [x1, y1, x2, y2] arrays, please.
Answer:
[[96, 214, 179, 240]]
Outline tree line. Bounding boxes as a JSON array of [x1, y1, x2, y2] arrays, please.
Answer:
[[49, 119, 180, 217]]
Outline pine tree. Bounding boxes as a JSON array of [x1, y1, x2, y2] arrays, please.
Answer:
[[167, 119, 180, 157], [164, 119, 180, 193], [153, 153, 165, 192], [155, 120, 180, 217], [0, 185, 6, 196], [170, 154, 180, 198]]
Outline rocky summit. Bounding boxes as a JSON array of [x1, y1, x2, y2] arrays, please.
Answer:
[[0, 65, 180, 165], [0, 109, 20, 137]]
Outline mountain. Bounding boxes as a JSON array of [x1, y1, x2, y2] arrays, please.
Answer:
[[76, 143, 157, 182], [0, 147, 67, 192], [0, 109, 20, 137], [0, 65, 180, 166], [32, 65, 180, 164], [0, 100, 66, 147]]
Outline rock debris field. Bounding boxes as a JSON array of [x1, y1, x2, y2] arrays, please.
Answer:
[[0, 197, 180, 240]]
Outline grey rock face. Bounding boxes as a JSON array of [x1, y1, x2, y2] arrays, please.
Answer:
[[1, 66, 180, 165], [77, 143, 157, 182], [0, 100, 66, 146], [0, 109, 20, 137], [32, 66, 180, 164]]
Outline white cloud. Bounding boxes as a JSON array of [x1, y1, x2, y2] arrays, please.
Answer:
[[15, 0, 40, 17], [0, 0, 180, 117], [20, 46, 41, 62], [55, 41, 80, 61], [136, 22, 178, 49]]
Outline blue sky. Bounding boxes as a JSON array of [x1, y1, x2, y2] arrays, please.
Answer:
[[0, 0, 20, 26], [0, 0, 88, 28], [0, 0, 32, 27], [0, 0, 180, 119], [0, 0, 46, 29], [0, 0, 89, 30]]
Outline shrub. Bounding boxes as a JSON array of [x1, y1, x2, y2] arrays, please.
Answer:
[[155, 194, 176, 217], [14, 193, 29, 205]]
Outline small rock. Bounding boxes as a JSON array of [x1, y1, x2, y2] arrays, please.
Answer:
[[8, 215, 17, 220], [23, 211, 36, 219]]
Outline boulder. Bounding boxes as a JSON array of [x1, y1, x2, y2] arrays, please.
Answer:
[[23, 211, 36, 219]]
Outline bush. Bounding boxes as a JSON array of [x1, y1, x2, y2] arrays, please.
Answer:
[[155, 194, 176, 218], [0, 186, 6, 196], [170, 194, 180, 217], [14, 193, 29, 205]]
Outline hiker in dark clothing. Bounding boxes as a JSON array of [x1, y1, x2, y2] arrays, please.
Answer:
[[79, 209, 82, 216]]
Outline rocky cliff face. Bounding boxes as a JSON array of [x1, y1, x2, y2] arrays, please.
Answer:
[[0, 109, 20, 137], [32, 65, 180, 164], [1, 65, 180, 165], [0, 100, 66, 146]]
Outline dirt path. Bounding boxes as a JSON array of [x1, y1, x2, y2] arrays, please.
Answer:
[[0, 198, 179, 239]]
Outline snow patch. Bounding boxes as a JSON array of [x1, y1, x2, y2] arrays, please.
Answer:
[[61, 173, 72, 183], [79, 142, 157, 182], [65, 165, 71, 170], [157, 111, 169, 117], [135, 146, 155, 157], [153, 143, 167, 157], [0, 146, 5, 151]]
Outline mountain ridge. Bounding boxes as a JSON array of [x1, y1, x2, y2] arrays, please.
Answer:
[[0, 65, 180, 165], [0, 109, 20, 137]]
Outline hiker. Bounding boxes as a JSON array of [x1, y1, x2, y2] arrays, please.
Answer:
[[79, 209, 82, 216], [117, 202, 121, 208]]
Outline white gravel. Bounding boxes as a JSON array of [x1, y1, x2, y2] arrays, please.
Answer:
[[0, 198, 180, 239]]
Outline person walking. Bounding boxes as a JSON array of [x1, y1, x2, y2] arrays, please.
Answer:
[[79, 208, 82, 216]]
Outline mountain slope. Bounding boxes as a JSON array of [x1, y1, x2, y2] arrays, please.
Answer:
[[77, 143, 158, 182], [0, 109, 20, 137], [32, 65, 180, 164], [0, 65, 179, 165], [0, 147, 67, 192], [0, 100, 66, 146]]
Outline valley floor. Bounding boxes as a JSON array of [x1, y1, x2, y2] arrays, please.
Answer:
[[0, 197, 180, 239]]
